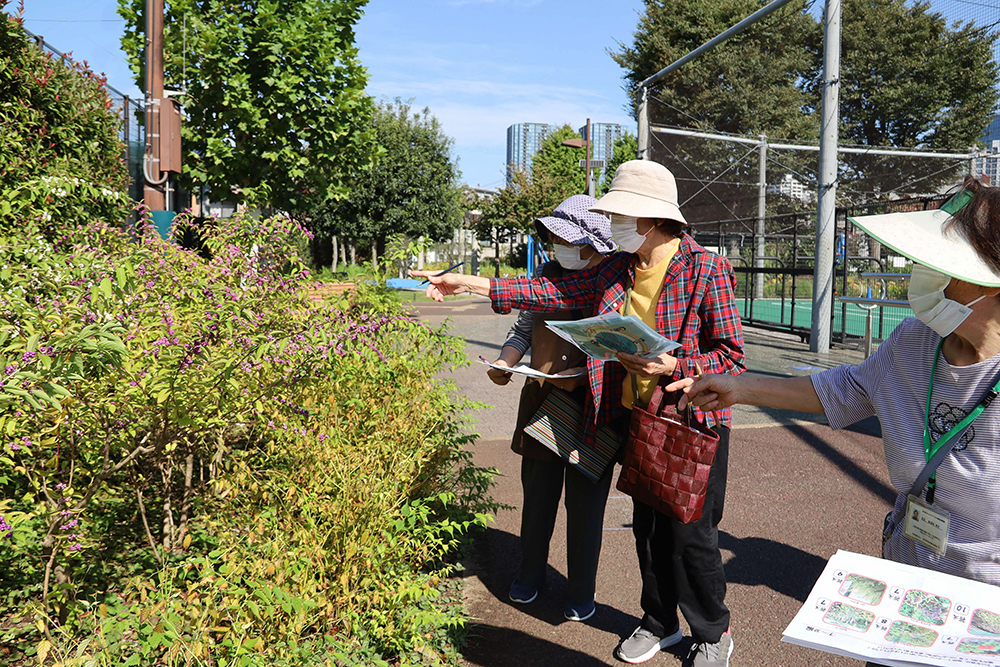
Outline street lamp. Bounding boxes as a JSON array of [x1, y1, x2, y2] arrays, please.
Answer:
[[562, 117, 594, 197]]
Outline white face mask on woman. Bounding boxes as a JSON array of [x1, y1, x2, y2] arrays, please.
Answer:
[[610, 215, 650, 254], [907, 263, 988, 337], [553, 244, 590, 270]]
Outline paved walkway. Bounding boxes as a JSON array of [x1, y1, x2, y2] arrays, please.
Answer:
[[411, 296, 893, 667]]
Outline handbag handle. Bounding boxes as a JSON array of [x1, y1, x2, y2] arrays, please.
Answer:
[[678, 363, 722, 429]]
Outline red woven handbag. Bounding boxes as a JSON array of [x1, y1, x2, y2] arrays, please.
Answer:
[[615, 367, 721, 524]]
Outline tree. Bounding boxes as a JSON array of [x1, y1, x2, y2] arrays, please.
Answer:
[[833, 0, 999, 199], [530, 124, 587, 200], [310, 98, 462, 265], [610, 0, 820, 223], [611, 0, 1000, 216], [598, 132, 638, 195], [117, 0, 378, 215], [612, 0, 819, 139]]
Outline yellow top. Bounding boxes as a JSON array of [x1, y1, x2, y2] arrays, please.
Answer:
[[621, 239, 679, 409]]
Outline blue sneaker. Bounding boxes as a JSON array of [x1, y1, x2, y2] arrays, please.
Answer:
[[508, 579, 538, 604], [564, 598, 596, 621]]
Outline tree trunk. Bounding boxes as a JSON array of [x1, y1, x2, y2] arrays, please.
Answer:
[[161, 464, 174, 552], [179, 453, 194, 546], [371, 242, 378, 272], [417, 236, 425, 270], [495, 227, 502, 278], [457, 226, 466, 274], [350, 241, 356, 266], [331, 236, 339, 273]]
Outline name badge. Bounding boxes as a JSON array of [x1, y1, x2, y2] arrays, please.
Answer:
[[904, 494, 950, 555]]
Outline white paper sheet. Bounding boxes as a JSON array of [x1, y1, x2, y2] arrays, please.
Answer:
[[544, 313, 681, 362], [783, 550, 1000, 667], [477, 359, 585, 380]]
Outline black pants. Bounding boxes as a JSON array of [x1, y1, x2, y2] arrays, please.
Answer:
[[632, 425, 731, 644], [518, 455, 615, 605]]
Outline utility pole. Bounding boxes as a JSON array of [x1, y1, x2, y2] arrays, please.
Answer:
[[585, 118, 593, 197], [143, 0, 182, 228], [143, 0, 167, 210]]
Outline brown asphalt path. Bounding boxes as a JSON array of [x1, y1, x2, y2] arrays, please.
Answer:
[[408, 295, 894, 667]]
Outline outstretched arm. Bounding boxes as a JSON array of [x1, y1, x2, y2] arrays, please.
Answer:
[[665, 374, 825, 414], [410, 271, 491, 301]]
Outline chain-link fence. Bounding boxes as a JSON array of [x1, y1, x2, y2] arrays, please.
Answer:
[[23, 27, 145, 203], [683, 193, 951, 351]]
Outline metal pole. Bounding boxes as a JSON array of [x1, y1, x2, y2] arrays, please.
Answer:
[[755, 134, 767, 299], [650, 126, 971, 159], [812, 0, 842, 354], [586, 118, 594, 197], [638, 87, 650, 160]]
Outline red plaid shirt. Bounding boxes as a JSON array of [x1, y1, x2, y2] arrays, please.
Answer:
[[490, 234, 745, 446]]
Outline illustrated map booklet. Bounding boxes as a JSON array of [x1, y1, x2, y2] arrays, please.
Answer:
[[545, 313, 681, 362], [783, 550, 1000, 667], [477, 358, 585, 380]]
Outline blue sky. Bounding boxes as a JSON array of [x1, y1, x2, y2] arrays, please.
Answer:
[[12, 0, 646, 189]]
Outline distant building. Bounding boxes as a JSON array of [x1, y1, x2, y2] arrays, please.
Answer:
[[976, 140, 1000, 186], [768, 174, 812, 202], [506, 123, 551, 180], [579, 122, 624, 180]]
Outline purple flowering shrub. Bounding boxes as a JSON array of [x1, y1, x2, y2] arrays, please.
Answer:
[[0, 210, 497, 665]]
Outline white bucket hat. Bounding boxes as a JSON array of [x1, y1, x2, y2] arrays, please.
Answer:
[[848, 189, 1000, 287], [589, 160, 687, 224]]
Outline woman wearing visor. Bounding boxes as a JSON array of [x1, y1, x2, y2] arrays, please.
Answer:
[[668, 177, 1000, 665], [485, 194, 617, 623], [413, 160, 745, 667]]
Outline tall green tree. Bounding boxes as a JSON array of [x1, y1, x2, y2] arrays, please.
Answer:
[[117, 0, 378, 215], [833, 0, 999, 199], [530, 124, 587, 200], [311, 98, 462, 262], [612, 0, 819, 139], [612, 0, 1000, 215], [611, 0, 820, 223], [598, 132, 638, 195]]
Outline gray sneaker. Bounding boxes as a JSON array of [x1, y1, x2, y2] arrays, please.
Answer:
[[615, 626, 683, 664], [690, 632, 734, 667]]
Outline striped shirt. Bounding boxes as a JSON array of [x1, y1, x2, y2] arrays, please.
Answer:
[[811, 317, 1000, 586]]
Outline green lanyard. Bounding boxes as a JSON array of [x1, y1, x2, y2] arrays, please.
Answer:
[[922, 340, 996, 503]]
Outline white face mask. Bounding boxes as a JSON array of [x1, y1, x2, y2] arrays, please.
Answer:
[[907, 263, 987, 337], [553, 244, 590, 270], [610, 215, 650, 254]]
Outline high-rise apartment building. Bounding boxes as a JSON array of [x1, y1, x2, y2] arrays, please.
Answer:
[[506, 123, 551, 179], [579, 122, 624, 179], [976, 117, 1000, 185]]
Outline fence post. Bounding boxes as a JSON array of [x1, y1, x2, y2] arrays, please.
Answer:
[[755, 134, 767, 299], [638, 87, 650, 160], [812, 0, 843, 353]]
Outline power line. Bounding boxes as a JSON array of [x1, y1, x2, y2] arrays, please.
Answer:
[[23, 18, 125, 22]]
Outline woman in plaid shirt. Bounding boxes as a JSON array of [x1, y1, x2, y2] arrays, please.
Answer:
[[413, 160, 745, 667]]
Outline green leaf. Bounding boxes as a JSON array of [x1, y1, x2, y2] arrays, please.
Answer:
[[100, 277, 113, 300]]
